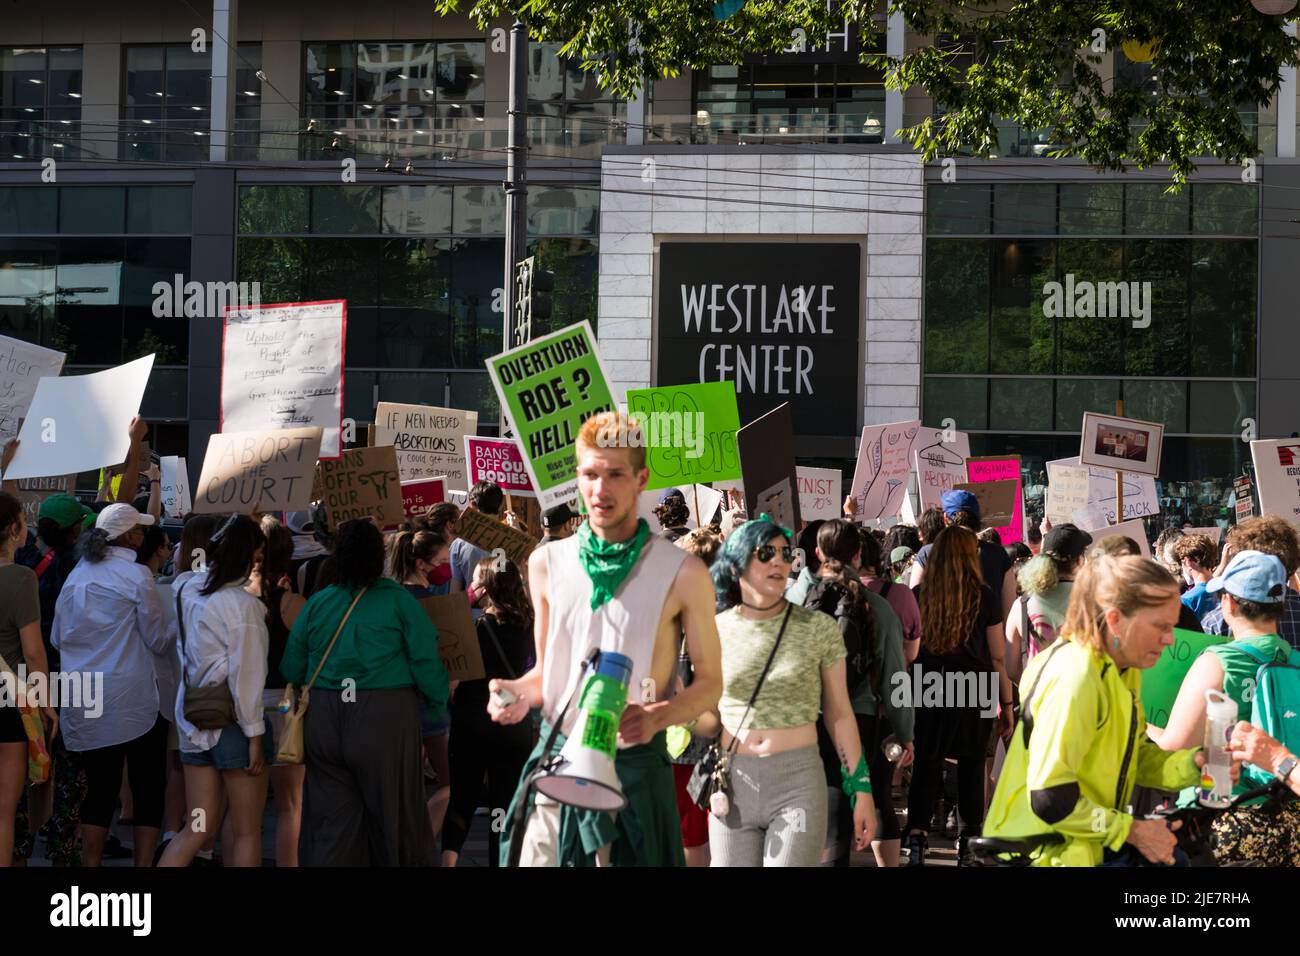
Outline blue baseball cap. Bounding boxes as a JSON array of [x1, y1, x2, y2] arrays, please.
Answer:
[[659, 488, 685, 504], [1206, 550, 1287, 604], [942, 489, 979, 519]]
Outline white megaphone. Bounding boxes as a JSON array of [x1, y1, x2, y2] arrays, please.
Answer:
[[533, 651, 632, 811]]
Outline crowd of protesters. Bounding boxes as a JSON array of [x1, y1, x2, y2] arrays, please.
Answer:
[[0, 411, 1297, 868]]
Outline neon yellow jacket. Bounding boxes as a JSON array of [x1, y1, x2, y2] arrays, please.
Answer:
[[984, 639, 1201, 867]]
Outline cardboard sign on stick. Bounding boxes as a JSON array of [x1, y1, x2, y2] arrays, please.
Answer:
[[160, 456, 192, 518], [419, 593, 485, 682], [373, 402, 478, 489], [849, 420, 920, 520], [1044, 461, 1091, 526], [193, 427, 323, 514], [314, 445, 403, 529], [0, 335, 65, 443], [625, 381, 742, 489], [486, 321, 616, 510], [954, 479, 1018, 530], [221, 300, 345, 458], [966, 456, 1023, 545], [1250, 439, 1300, 528], [1049, 456, 1158, 525], [797, 466, 842, 523], [912, 427, 971, 511], [455, 506, 537, 568], [737, 403, 801, 531]]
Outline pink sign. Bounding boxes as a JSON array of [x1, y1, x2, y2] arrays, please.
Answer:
[[401, 477, 446, 516], [464, 436, 535, 497], [966, 455, 1024, 545]]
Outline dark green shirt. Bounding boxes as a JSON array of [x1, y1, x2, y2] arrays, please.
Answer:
[[281, 578, 448, 717]]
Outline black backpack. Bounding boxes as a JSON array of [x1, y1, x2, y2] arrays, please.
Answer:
[[803, 577, 876, 696]]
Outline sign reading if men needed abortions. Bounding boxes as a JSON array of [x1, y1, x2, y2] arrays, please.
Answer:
[[373, 402, 478, 489], [194, 427, 323, 514], [486, 321, 615, 510]]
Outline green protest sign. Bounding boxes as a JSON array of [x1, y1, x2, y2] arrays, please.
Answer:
[[625, 381, 742, 489], [486, 321, 615, 509], [1142, 628, 1231, 729]]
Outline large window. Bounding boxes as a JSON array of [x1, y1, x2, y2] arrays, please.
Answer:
[[237, 182, 599, 423], [693, 61, 884, 141], [0, 47, 82, 161], [528, 42, 625, 150]]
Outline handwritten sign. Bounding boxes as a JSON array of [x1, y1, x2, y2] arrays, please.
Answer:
[[1045, 461, 1091, 526], [193, 427, 323, 515], [737, 403, 802, 531], [0, 335, 64, 443], [1048, 456, 1159, 524], [455, 506, 538, 568], [464, 436, 533, 497], [966, 456, 1023, 545], [625, 381, 742, 489], [3, 354, 154, 481], [401, 477, 446, 517], [13, 474, 74, 527], [1087, 518, 1152, 558], [487, 321, 616, 510], [1234, 474, 1254, 523], [849, 420, 919, 520], [160, 456, 192, 518], [1250, 438, 1300, 528], [221, 300, 345, 458], [314, 445, 403, 529], [912, 426, 971, 512], [373, 402, 478, 489], [419, 592, 485, 682], [1142, 628, 1230, 729], [796, 466, 842, 522]]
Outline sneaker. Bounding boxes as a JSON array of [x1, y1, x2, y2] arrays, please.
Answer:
[[944, 806, 960, 839], [904, 832, 927, 867], [103, 835, 133, 860], [957, 835, 978, 867]]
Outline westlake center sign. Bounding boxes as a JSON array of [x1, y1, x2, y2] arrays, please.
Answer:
[[656, 242, 860, 437]]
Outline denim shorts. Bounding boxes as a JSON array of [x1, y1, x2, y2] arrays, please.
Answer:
[[180, 723, 274, 770], [421, 705, 451, 739]]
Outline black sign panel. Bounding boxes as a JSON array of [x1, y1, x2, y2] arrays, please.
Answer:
[[656, 242, 860, 437]]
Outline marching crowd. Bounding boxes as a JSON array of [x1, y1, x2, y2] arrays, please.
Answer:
[[0, 410, 1297, 868]]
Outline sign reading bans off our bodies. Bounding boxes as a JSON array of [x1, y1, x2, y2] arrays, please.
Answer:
[[486, 321, 615, 509], [656, 242, 860, 437]]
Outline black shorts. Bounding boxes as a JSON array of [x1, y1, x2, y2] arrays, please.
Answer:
[[0, 703, 26, 744]]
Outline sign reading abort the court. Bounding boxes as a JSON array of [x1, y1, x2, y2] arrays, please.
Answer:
[[656, 242, 860, 436]]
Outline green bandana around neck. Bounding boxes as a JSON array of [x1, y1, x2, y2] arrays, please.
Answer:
[[577, 518, 651, 610]]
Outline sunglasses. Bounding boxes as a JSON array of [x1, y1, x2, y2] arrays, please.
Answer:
[[753, 545, 795, 564]]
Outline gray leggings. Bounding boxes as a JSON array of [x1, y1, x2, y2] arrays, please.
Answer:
[[708, 745, 828, 867]]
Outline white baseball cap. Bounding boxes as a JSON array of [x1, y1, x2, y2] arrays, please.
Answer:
[[95, 503, 156, 540]]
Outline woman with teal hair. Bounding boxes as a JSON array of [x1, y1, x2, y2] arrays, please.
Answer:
[[699, 515, 876, 866]]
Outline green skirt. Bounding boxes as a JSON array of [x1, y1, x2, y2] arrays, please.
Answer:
[[498, 720, 686, 867]]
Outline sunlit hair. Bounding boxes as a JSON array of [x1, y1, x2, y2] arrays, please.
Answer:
[[676, 526, 722, 566], [653, 496, 690, 529], [474, 555, 533, 631], [1089, 535, 1140, 560], [710, 516, 790, 612], [1226, 515, 1300, 578], [576, 411, 647, 473], [919, 525, 983, 656], [1172, 533, 1219, 570], [1060, 553, 1178, 657]]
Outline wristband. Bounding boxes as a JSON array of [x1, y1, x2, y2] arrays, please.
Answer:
[[840, 753, 872, 804]]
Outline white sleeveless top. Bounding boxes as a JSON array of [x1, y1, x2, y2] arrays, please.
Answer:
[[542, 530, 688, 740]]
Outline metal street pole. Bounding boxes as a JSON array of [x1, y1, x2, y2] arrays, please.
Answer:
[[500, 19, 528, 435]]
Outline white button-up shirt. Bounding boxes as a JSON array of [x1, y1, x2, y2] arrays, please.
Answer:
[[173, 576, 268, 753], [51, 547, 169, 751]]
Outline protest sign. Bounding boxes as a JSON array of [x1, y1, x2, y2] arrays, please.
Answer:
[[486, 321, 616, 510], [954, 479, 1018, 529], [0, 335, 65, 443], [1071, 503, 1111, 533], [912, 427, 971, 512], [1142, 628, 1230, 729], [849, 420, 919, 520], [1234, 474, 1254, 523], [13, 474, 74, 527], [455, 506, 537, 568], [401, 477, 446, 517], [737, 403, 801, 531], [160, 456, 192, 518], [418, 593, 485, 682], [625, 381, 742, 489], [797, 466, 842, 522], [2, 354, 154, 481], [193, 427, 322, 514], [966, 456, 1023, 545], [221, 300, 345, 458], [1182, 526, 1223, 545], [1048, 456, 1159, 524], [464, 436, 533, 497], [1045, 461, 1091, 526], [315, 445, 403, 529], [373, 402, 478, 489], [1087, 518, 1151, 558], [688, 484, 725, 528], [1250, 439, 1300, 527], [1080, 411, 1164, 478]]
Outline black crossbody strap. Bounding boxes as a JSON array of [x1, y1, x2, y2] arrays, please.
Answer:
[[480, 616, 519, 681], [727, 602, 794, 755], [1020, 639, 1068, 748]]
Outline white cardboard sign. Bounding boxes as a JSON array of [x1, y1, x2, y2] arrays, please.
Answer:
[[797, 466, 842, 523], [1048, 455, 1159, 525], [0, 335, 65, 443], [373, 402, 479, 489], [849, 419, 920, 520], [1250, 439, 1300, 529], [161, 455, 192, 518], [911, 426, 971, 512]]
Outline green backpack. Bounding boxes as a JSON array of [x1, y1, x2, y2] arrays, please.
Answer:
[[1236, 643, 1300, 789]]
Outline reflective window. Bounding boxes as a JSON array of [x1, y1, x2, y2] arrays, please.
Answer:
[[924, 239, 988, 373], [0, 46, 82, 161], [239, 186, 309, 234], [990, 239, 1054, 374], [528, 42, 624, 149], [922, 377, 987, 430], [989, 378, 1052, 431]]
